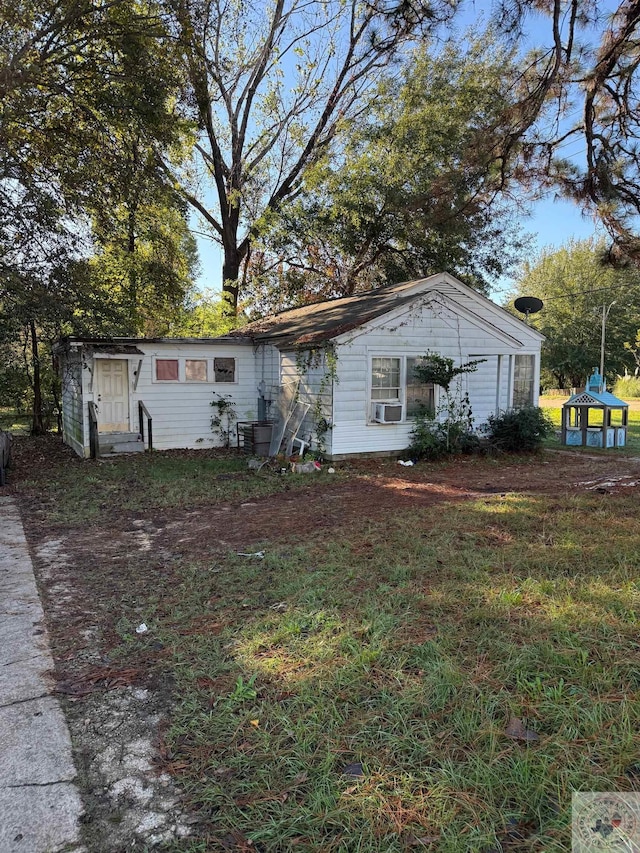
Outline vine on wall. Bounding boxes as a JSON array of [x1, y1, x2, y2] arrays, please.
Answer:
[[210, 393, 237, 447]]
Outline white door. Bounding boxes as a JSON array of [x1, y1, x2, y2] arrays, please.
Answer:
[[96, 359, 129, 432]]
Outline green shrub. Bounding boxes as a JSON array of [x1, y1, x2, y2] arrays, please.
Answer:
[[613, 375, 640, 399], [406, 410, 480, 460], [483, 406, 554, 452]]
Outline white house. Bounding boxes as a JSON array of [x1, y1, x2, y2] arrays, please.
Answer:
[[56, 273, 544, 459]]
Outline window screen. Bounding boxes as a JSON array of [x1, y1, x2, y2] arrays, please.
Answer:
[[406, 357, 435, 417], [214, 358, 236, 383], [513, 354, 535, 408]]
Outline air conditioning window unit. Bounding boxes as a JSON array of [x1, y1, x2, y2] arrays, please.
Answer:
[[373, 402, 403, 423]]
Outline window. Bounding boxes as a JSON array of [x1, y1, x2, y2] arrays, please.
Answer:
[[406, 357, 435, 418], [513, 354, 535, 408], [156, 359, 179, 381], [214, 357, 236, 383], [371, 357, 401, 401], [370, 355, 437, 421], [186, 359, 207, 382]]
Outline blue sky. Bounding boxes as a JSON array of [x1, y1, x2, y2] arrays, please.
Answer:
[[191, 0, 613, 302]]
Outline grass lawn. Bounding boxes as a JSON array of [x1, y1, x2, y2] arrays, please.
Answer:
[[0, 408, 30, 433], [10, 439, 640, 852], [154, 492, 639, 852]]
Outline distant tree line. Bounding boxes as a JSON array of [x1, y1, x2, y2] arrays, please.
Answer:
[[3, 0, 640, 430]]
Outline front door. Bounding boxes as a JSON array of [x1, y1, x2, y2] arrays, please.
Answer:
[[96, 359, 129, 432]]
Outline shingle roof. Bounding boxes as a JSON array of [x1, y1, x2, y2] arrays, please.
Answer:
[[224, 275, 490, 348], [225, 278, 428, 347]]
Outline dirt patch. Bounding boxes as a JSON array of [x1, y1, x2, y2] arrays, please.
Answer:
[[32, 535, 192, 852], [16, 445, 640, 850]]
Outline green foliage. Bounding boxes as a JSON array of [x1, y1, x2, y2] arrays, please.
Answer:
[[412, 352, 486, 394], [169, 0, 458, 311], [408, 394, 479, 460], [511, 239, 640, 389], [248, 33, 529, 306], [484, 407, 555, 452], [175, 290, 248, 337], [0, 0, 196, 428], [613, 375, 640, 399], [407, 353, 483, 459], [210, 394, 237, 448], [227, 675, 258, 704]]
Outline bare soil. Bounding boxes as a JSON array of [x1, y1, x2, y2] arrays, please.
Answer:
[[8, 440, 640, 850]]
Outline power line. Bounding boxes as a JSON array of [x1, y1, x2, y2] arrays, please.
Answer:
[[540, 280, 632, 302]]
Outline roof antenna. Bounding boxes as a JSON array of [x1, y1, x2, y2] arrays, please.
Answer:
[[514, 296, 544, 323]]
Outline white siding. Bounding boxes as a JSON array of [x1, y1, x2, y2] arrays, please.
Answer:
[[84, 342, 258, 450], [330, 288, 541, 457], [280, 349, 334, 454]]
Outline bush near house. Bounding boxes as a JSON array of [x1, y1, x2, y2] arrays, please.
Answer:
[[484, 406, 555, 452]]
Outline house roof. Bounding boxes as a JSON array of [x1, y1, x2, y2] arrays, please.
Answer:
[[224, 273, 543, 348], [54, 335, 253, 353]]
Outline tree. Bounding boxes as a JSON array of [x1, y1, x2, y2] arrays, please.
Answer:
[[167, 0, 458, 313], [243, 34, 530, 309], [491, 0, 640, 264], [0, 0, 196, 430], [511, 239, 640, 389]]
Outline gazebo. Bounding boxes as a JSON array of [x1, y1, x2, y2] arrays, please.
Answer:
[[561, 369, 629, 448]]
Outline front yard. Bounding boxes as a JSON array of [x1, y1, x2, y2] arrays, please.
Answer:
[[8, 438, 640, 852]]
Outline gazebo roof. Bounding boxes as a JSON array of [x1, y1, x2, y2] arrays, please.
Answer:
[[563, 389, 628, 408], [563, 370, 628, 408]]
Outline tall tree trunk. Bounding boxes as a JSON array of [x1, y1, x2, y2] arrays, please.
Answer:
[[128, 208, 139, 332], [222, 249, 241, 315], [29, 320, 45, 435]]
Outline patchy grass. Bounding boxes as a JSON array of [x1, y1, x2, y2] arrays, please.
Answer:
[[12, 443, 339, 524], [135, 490, 640, 852], [14, 439, 640, 850]]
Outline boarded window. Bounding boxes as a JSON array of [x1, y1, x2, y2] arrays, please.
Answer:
[[371, 357, 401, 401], [214, 357, 235, 383], [513, 354, 535, 408], [156, 359, 179, 381], [406, 357, 435, 418], [186, 359, 207, 381]]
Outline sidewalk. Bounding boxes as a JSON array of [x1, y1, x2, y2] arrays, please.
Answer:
[[0, 496, 84, 853]]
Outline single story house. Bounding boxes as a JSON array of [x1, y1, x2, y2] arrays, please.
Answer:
[[55, 273, 544, 459]]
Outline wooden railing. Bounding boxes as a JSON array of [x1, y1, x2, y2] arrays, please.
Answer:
[[138, 401, 153, 451], [88, 401, 99, 459]]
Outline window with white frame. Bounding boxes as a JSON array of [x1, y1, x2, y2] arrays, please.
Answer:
[[371, 357, 401, 401], [513, 354, 535, 408], [370, 356, 436, 420]]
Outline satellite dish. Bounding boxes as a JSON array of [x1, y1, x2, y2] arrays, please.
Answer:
[[514, 296, 543, 319]]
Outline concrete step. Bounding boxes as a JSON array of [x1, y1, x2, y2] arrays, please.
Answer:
[[98, 432, 145, 455]]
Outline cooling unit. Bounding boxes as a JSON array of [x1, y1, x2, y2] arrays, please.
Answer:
[[373, 403, 402, 423]]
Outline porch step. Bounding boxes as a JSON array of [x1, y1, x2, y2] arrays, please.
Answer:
[[98, 432, 145, 455]]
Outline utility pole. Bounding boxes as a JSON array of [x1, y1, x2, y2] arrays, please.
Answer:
[[600, 300, 617, 381]]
